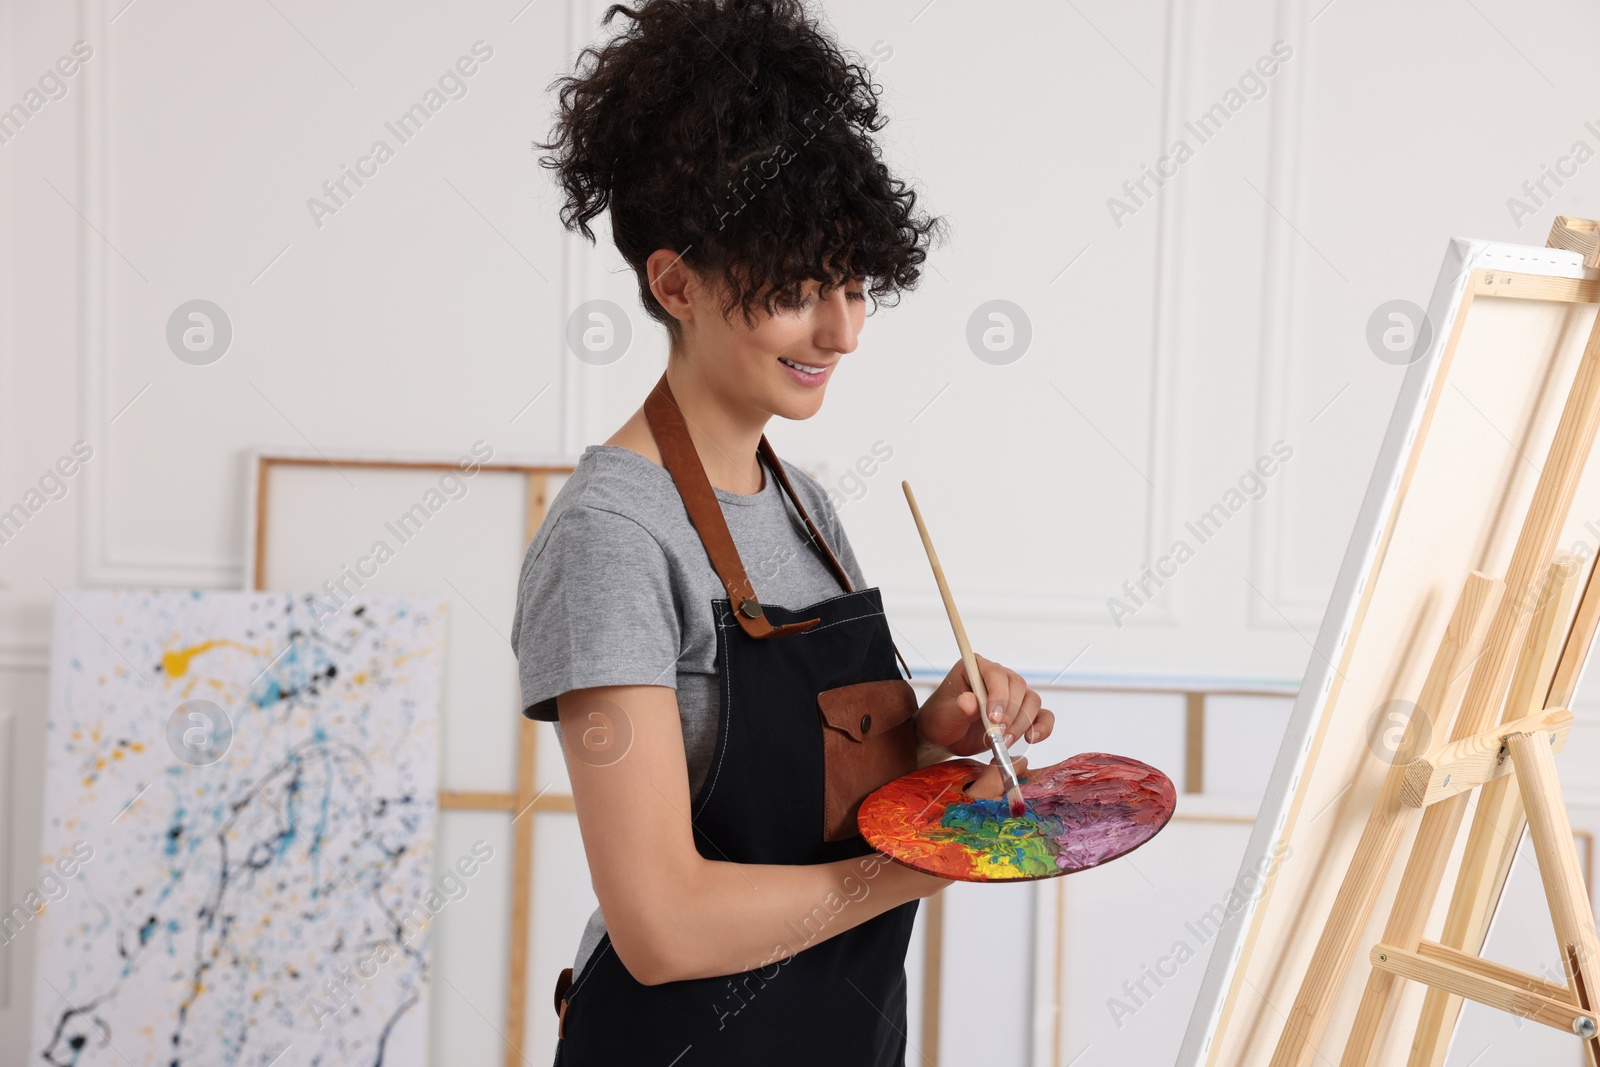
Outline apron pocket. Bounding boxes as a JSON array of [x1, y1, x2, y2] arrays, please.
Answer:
[[816, 678, 919, 842]]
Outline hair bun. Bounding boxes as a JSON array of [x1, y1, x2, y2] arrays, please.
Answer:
[[536, 0, 944, 335]]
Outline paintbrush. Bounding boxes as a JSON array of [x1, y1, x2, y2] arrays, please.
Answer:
[[901, 481, 1027, 817]]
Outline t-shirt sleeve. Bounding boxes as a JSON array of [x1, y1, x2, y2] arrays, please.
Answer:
[[512, 503, 682, 722]]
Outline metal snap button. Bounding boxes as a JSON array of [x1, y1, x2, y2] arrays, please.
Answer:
[[740, 598, 762, 618], [860, 713, 872, 734]]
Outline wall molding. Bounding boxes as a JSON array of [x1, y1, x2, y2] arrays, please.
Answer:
[[1249, 0, 1318, 631], [0, 709, 12, 1010], [876, 0, 1192, 633], [77, 0, 241, 586]]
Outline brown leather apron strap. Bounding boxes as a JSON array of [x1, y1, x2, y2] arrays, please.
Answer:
[[643, 374, 826, 639], [756, 434, 856, 594], [642, 373, 913, 677], [758, 442, 911, 678]]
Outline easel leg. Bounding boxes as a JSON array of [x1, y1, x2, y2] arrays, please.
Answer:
[[1407, 779, 1525, 1067], [1340, 798, 1475, 1066], [1508, 729, 1600, 1067], [1342, 558, 1579, 1066], [1410, 553, 1590, 1066], [1267, 574, 1502, 1067]]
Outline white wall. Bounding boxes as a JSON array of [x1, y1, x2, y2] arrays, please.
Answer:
[[4, 1, 1600, 1065]]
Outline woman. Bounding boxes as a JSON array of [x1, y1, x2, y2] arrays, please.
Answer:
[[513, 1, 1055, 1062]]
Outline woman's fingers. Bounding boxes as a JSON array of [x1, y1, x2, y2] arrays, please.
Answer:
[[966, 761, 999, 798], [947, 655, 1056, 749], [976, 655, 1035, 744], [965, 755, 1030, 800], [975, 655, 1014, 726], [1011, 687, 1042, 746]]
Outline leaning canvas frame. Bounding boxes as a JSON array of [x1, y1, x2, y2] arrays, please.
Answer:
[[1180, 237, 1600, 1065], [244, 446, 577, 1067]]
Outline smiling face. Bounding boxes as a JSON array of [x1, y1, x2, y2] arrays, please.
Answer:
[[651, 251, 867, 423]]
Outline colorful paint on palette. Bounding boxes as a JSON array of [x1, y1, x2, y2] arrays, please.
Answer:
[[858, 753, 1177, 882]]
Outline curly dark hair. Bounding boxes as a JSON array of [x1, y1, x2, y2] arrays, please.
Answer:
[[534, 0, 945, 339]]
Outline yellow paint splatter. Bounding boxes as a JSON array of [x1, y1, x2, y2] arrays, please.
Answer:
[[162, 639, 254, 679]]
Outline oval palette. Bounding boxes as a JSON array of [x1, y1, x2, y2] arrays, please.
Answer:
[[858, 752, 1177, 882]]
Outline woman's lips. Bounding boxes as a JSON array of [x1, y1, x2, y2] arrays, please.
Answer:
[[779, 356, 833, 388]]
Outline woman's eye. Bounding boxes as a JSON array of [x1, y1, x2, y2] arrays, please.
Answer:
[[778, 287, 864, 310]]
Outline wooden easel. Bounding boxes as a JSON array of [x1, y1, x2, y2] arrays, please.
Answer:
[[1357, 552, 1599, 1065], [1399, 215, 1600, 1067], [1404, 553, 1600, 1065], [1266, 216, 1600, 1067]]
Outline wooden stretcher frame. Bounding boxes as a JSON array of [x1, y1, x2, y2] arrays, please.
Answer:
[[245, 448, 575, 1067], [1181, 238, 1600, 1066]]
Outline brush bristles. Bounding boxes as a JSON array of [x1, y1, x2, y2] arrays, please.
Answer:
[[1006, 786, 1026, 818]]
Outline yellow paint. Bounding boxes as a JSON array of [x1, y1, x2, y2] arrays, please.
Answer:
[[163, 640, 243, 679], [161, 639, 269, 679], [972, 851, 1020, 878]]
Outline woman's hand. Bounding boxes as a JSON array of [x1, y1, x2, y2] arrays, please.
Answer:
[[915, 655, 1055, 798]]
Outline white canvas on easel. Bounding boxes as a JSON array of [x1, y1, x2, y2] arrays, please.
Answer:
[[1181, 236, 1600, 1066]]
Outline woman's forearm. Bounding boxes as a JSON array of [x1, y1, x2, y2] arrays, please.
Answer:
[[560, 685, 947, 985], [626, 852, 943, 985]]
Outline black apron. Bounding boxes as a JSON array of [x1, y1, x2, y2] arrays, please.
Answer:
[[551, 374, 921, 1066]]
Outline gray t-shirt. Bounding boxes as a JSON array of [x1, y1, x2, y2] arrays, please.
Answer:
[[510, 443, 866, 976]]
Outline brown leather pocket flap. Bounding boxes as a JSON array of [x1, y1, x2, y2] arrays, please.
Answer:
[[817, 679, 917, 743]]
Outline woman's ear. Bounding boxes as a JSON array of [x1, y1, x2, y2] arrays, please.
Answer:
[[646, 248, 697, 325]]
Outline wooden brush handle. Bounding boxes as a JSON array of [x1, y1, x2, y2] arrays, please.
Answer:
[[902, 481, 992, 719]]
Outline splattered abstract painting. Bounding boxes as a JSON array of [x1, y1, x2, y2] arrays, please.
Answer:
[[32, 589, 445, 1066], [858, 753, 1176, 881]]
